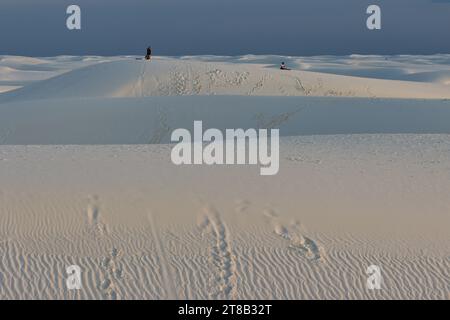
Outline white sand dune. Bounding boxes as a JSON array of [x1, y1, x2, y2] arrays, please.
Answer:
[[0, 55, 117, 93], [0, 86, 20, 94], [182, 54, 450, 84], [1, 57, 450, 103], [0, 55, 449, 300]]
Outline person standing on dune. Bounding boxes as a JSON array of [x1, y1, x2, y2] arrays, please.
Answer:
[[145, 46, 152, 60]]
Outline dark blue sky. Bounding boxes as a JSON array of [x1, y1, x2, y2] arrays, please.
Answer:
[[1, 0, 449, 56]]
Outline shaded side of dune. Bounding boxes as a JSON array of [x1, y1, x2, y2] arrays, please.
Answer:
[[1, 96, 450, 145]]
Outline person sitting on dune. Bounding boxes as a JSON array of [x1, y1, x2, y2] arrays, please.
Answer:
[[280, 62, 290, 70]]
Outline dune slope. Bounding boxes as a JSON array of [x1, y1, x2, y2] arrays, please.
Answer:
[[1, 58, 450, 103]]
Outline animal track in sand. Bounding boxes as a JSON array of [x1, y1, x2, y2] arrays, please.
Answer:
[[263, 209, 323, 262], [254, 107, 303, 130], [199, 206, 237, 300], [263, 208, 279, 219], [206, 69, 249, 90], [286, 155, 322, 164], [86, 195, 109, 237], [131, 61, 147, 97], [192, 75, 202, 94], [248, 78, 264, 95], [234, 199, 250, 214], [98, 247, 123, 300], [172, 71, 188, 95], [293, 76, 312, 95], [148, 107, 171, 144]]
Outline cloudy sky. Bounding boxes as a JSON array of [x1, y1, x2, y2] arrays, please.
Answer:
[[0, 0, 449, 56]]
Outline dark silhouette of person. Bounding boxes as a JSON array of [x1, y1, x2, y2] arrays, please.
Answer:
[[146, 47, 152, 60], [280, 62, 289, 70]]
